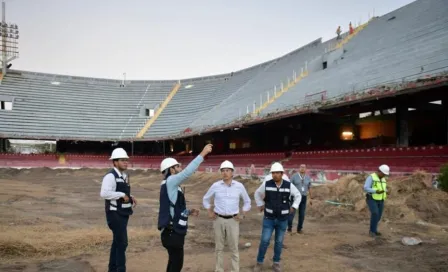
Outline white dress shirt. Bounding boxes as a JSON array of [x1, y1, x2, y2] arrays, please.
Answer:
[[203, 180, 251, 215], [264, 173, 290, 182], [254, 180, 302, 210], [100, 168, 127, 200]]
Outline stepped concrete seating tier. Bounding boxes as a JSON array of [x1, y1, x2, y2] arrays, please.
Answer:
[[1, 0, 447, 141], [0, 71, 175, 140], [146, 76, 228, 138], [263, 0, 448, 115], [188, 39, 326, 131], [186, 64, 272, 131]]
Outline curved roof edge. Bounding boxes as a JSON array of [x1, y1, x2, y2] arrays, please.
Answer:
[[8, 37, 323, 84]]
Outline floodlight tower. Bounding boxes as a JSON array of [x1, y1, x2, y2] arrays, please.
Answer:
[[0, 0, 19, 76]]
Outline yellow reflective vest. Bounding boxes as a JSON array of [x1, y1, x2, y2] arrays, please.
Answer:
[[371, 173, 387, 201]]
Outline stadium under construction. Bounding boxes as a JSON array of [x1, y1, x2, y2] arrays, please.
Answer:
[[0, 0, 447, 179]]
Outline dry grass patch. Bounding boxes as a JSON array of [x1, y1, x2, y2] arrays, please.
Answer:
[[0, 223, 159, 261]]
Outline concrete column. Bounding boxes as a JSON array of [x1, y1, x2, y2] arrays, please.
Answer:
[[396, 104, 409, 147]]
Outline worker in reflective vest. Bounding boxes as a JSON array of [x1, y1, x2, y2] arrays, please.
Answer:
[[158, 144, 213, 272], [253, 162, 301, 272], [363, 164, 390, 238], [100, 148, 137, 272]]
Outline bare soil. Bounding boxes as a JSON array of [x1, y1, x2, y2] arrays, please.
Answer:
[[0, 168, 447, 272]]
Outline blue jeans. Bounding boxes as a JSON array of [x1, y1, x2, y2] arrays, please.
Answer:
[[256, 217, 288, 263], [106, 212, 129, 272], [366, 197, 384, 234], [288, 195, 307, 231]]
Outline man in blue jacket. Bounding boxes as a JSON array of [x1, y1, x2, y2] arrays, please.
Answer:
[[158, 144, 213, 272]]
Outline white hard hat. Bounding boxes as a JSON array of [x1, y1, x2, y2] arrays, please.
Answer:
[[379, 164, 390, 175], [160, 158, 180, 173], [219, 160, 234, 170], [270, 162, 284, 173], [109, 148, 129, 160]]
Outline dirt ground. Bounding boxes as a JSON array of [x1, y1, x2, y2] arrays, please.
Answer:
[[0, 168, 447, 272]]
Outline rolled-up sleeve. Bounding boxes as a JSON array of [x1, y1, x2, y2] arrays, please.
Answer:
[[254, 182, 266, 207], [240, 184, 252, 212], [364, 175, 376, 194], [100, 173, 125, 200], [290, 185, 302, 209], [202, 183, 216, 210]]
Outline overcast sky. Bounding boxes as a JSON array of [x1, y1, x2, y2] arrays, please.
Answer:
[[7, 0, 415, 80]]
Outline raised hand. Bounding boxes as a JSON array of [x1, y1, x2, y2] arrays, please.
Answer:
[[200, 144, 213, 157]]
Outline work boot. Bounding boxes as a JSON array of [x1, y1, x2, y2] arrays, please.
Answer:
[[253, 263, 263, 272], [272, 262, 281, 272]]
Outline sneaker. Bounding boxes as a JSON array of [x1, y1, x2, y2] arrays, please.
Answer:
[[272, 263, 281, 272], [375, 232, 382, 236], [253, 263, 263, 272], [369, 231, 376, 237], [287, 228, 292, 233], [297, 230, 303, 234]]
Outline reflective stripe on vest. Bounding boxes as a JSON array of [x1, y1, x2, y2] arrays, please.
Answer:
[[371, 173, 387, 201]]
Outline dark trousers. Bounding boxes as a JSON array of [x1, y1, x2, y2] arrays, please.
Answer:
[[161, 228, 186, 272], [106, 212, 129, 272], [288, 195, 307, 231], [366, 197, 384, 234]]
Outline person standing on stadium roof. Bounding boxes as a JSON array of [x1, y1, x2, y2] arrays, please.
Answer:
[[158, 144, 213, 272], [203, 160, 252, 272], [363, 164, 390, 238], [288, 164, 313, 234], [253, 162, 301, 272], [100, 147, 137, 272]]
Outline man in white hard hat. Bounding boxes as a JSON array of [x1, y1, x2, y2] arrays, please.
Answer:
[[203, 160, 251, 272], [100, 147, 137, 272], [363, 164, 390, 237], [263, 172, 289, 182], [158, 144, 213, 272], [253, 162, 301, 272]]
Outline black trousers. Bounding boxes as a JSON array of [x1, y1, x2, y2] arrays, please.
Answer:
[[106, 212, 129, 272], [161, 228, 186, 272]]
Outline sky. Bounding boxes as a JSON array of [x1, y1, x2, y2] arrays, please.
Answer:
[[6, 0, 415, 80]]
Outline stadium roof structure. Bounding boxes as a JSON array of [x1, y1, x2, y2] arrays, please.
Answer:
[[0, 0, 447, 142]]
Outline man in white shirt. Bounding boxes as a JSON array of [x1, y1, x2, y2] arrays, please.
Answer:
[[253, 162, 301, 272], [203, 160, 251, 272], [100, 148, 137, 272]]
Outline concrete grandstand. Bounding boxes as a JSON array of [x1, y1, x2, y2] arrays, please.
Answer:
[[0, 0, 447, 181]]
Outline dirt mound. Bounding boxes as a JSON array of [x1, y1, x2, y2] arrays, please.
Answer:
[[0, 168, 23, 177], [309, 172, 448, 225]]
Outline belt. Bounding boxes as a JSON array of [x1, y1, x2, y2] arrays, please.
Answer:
[[215, 213, 237, 219]]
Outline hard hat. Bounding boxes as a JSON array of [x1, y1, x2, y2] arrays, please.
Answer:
[[219, 160, 234, 170], [109, 148, 129, 160], [270, 162, 284, 173], [160, 158, 180, 172], [379, 164, 390, 175]]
